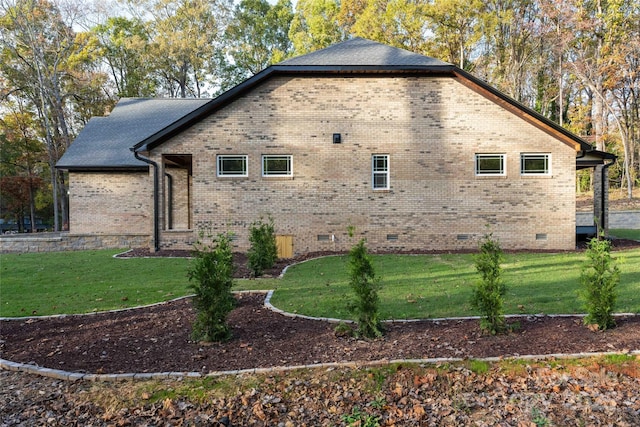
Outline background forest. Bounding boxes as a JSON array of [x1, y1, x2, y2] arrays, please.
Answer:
[[1, 0, 638, 232]]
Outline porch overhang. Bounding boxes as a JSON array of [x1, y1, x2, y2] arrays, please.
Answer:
[[576, 149, 617, 170]]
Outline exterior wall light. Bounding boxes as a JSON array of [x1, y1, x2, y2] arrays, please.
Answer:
[[333, 133, 341, 144]]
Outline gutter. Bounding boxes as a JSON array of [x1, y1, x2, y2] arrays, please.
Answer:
[[132, 150, 160, 252]]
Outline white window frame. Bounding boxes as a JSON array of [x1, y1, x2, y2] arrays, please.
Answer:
[[372, 154, 390, 190], [262, 155, 293, 177], [217, 155, 248, 177], [475, 154, 506, 176], [520, 153, 551, 175]]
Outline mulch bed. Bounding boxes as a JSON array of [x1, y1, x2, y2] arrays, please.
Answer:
[[2, 239, 640, 375], [0, 294, 640, 373], [2, 293, 639, 375]]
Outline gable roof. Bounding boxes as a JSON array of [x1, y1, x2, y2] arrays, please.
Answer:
[[57, 98, 210, 170], [59, 38, 609, 170]]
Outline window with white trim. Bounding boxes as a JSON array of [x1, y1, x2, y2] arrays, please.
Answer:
[[262, 155, 292, 177], [521, 153, 550, 175], [475, 154, 505, 176], [217, 155, 247, 177], [372, 154, 389, 190]]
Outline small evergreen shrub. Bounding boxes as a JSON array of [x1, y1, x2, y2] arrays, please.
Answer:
[[471, 234, 507, 334], [348, 239, 384, 338], [581, 236, 620, 330], [247, 216, 278, 277], [188, 232, 236, 342]]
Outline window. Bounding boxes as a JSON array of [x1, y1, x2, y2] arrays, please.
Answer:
[[475, 154, 505, 176], [217, 155, 247, 177], [372, 155, 389, 189], [262, 155, 292, 177], [521, 153, 550, 175]]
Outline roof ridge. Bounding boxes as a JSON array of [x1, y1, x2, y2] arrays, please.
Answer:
[[278, 37, 451, 67]]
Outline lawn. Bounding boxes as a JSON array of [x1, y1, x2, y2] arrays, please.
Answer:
[[267, 249, 640, 320], [609, 229, 640, 241], [1, 248, 639, 318], [0, 249, 191, 317]]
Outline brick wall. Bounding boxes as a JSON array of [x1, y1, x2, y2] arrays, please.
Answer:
[[149, 75, 576, 254], [164, 167, 191, 230], [69, 171, 152, 235]]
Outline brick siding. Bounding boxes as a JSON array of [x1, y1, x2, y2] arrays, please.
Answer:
[[68, 171, 152, 236], [145, 75, 576, 254]]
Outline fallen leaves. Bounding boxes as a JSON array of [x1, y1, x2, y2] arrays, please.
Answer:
[[3, 356, 640, 426]]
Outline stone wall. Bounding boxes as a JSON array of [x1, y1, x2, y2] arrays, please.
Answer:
[[148, 75, 577, 254], [0, 233, 150, 253]]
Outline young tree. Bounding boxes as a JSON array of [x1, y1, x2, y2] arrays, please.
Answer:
[[581, 236, 620, 330], [471, 234, 506, 334], [188, 232, 236, 342], [348, 239, 383, 338], [247, 216, 278, 277]]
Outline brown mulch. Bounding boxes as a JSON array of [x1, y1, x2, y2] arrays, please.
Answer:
[[2, 293, 640, 376]]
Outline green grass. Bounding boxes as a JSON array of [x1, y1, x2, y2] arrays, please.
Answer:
[[269, 250, 640, 319], [2, 248, 639, 318], [0, 249, 192, 317], [609, 229, 640, 241]]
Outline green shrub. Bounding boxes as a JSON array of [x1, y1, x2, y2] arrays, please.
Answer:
[[247, 216, 278, 277], [471, 234, 506, 334], [581, 236, 620, 330], [188, 232, 236, 342], [348, 239, 384, 338]]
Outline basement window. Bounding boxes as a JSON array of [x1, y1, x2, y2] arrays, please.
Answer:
[[317, 234, 330, 242], [386, 234, 399, 241]]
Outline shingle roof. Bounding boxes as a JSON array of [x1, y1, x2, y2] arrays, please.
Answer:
[[279, 37, 451, 67], [57, 98, 210, 170]]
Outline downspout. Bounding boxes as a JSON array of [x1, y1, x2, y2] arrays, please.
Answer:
[[165, 172, 173, 230], [133, 150, 161, 252]]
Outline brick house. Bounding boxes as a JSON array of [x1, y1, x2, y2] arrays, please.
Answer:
[[57, 38, 614, 256]]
